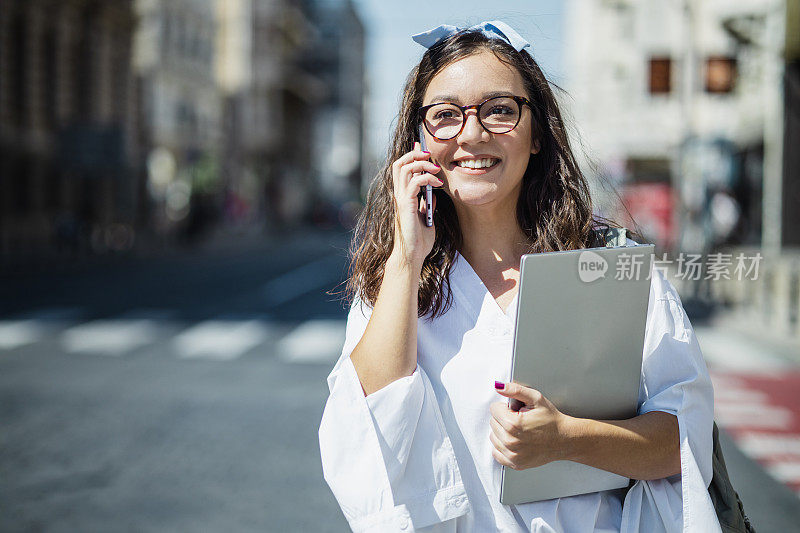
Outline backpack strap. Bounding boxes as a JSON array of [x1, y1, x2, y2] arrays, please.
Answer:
[[595, 227, 628, 248], [709, 421, 756, 532]]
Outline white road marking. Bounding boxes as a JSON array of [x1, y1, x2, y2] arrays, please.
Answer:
[[766, 461, 800, 483], [714, 402, 794, 429], [262, 255, 342, 306], [62, 319, 159, 355], [713, 386, 769, 404], [173, 320, 271, 360], [0, 320, 46, 349], [709, 368, 800, 498], [695, 326, 789, 374], [709, 374, 746, 390], [737, 433, 800, 458], [277, 319, 345, 363], [0, 307, 90, 350]]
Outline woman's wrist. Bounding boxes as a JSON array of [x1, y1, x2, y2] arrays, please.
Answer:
[[557, 413, 681, 479], [558, 414, 589, 463], [387, 248, 423, 278]]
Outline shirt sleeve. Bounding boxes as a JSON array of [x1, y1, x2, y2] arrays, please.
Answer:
[[620, 240, 721, 533], [318, 295, 470, 532]]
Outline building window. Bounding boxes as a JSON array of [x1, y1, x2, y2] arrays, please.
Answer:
[[648, 57, 672, 94], [11, 11, 26, 128], [627, 157, 671, 183], [75, 5, 98, 120], [44, 29, 57, 128], [162, 14, 172, 53], [705, 56, 736, 94]]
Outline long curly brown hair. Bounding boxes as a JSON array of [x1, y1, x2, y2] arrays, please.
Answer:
[[340, 30, 637, 320]]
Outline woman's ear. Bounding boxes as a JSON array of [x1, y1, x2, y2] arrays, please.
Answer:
[[531, 138, 541, 155]]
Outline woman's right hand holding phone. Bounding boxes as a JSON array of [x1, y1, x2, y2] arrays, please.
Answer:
[[390, 141, 443, 272]]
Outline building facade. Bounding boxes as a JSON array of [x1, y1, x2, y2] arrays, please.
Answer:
[[0, 0, 139, 258], [306, 0, 365, 217], [214, 0, 365, 231], [133, 0, 221, 241], [0, 0, 366, 261], [564, 0, 797, 253]]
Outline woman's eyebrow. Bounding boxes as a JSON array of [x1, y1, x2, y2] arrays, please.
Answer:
[[427, 91, 515, 104]]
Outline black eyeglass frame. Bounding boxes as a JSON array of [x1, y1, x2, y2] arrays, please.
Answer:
[[417, 95, 534, 141]]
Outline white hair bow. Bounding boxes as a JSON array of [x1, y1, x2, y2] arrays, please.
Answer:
[[411, 20, 530, 52]]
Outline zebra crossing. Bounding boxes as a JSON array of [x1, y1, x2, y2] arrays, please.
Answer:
[[276, 319, 346, 363], [0, 319, 46, 350], [6, 305, 798, 498], [696, 325, 800, 500], [0, 307, 346, 364], [709, 369, 800, 499], [62, 319, 163, 356], [173, 320, 273, 361]]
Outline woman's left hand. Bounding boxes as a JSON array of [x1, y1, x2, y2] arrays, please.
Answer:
[[489, 381, 573, 470]]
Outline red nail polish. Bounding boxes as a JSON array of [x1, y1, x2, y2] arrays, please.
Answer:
[[494, 381, 504, 390]]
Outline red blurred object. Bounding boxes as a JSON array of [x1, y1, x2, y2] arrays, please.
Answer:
[[617, 183, 675, 250]]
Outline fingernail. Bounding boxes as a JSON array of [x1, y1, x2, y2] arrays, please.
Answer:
[[494, 381, 505, 390]]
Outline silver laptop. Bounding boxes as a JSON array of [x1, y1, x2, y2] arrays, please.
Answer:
[[500, 243, 655, 505]]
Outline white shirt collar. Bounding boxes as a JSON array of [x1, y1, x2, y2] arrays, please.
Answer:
[[452, 250, 519, 325]]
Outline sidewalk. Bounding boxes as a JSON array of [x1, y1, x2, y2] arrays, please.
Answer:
[[693, 307, 800, 531]]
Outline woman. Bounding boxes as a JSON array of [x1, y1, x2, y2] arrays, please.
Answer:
[[319, 21, 719, 533]]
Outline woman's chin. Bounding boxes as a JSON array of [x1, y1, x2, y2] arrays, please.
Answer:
[[449, 184, 504, 205]]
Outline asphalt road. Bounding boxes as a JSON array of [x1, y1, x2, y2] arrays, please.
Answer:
[[1, 227, 798, 532], [1, 228, 353, 533]]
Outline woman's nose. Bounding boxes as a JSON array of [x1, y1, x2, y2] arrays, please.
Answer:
[[457, 111, 489, 144]]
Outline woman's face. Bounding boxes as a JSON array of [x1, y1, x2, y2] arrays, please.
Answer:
[[421, 49, 539, 208]]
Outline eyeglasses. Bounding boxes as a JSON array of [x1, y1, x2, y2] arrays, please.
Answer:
[[418, 95, 533, 141]]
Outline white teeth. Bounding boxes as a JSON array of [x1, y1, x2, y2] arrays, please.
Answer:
[[456, 158, 498, 169]]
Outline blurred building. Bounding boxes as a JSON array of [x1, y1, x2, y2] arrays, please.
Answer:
[[565, 0, 798, 254], [216, 0, 317, 231], [133, 0, 221, 241], [216, 0, 364, 231], [784, 2, 800, 248], [270, 1, 329, 229], [0, 0, 365, 262], [216, 0, 280, 230], [0, 0, 140, 258], [305, 0, 365, 226]]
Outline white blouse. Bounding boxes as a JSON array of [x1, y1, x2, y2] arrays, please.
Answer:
[[318, 239, 721, 532]]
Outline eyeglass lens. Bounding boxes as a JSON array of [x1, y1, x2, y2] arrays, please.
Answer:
[[423, 96, 521, 140]]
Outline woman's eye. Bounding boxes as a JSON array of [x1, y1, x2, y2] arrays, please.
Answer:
[[488, 106, 514, 116], [434, 110, 456, 120]]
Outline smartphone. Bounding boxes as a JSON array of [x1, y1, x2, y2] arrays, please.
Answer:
[[418, 123, 434, 227]]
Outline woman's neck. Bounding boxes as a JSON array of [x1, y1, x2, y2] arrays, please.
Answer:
[[457, 208, 531, 272]]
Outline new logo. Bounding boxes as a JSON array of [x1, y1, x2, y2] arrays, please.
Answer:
[[578, 251, 607, 283]]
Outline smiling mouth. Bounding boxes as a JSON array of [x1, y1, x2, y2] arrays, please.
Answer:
[[454, 158, 500, 170]]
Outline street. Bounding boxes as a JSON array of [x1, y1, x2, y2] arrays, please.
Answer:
[[1, 228, 799, 532], [0, 229, 353, 532]]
